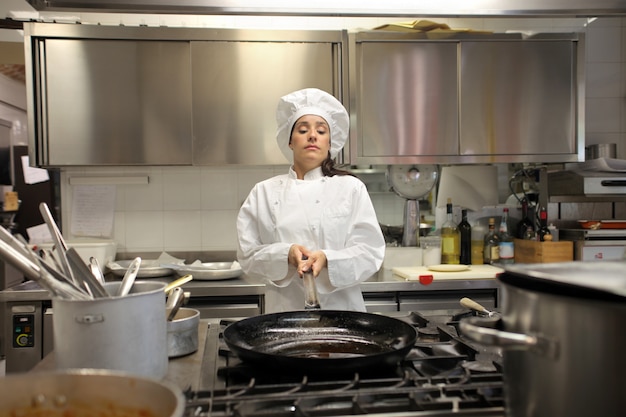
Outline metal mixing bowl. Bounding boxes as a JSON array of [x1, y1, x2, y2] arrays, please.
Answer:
[[0, 369, 185, 417]]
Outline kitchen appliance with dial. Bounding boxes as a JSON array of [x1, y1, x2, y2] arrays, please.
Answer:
[[386, 165, 438, 247]]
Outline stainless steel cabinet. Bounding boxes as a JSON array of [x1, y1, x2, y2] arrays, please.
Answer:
[[191, 32, 346, 165], [354, 40, 459, 161], [460, 40, 578, 157], [25, 24, 346, 167], [349, 32, 584, 165], [28, 35, 193, 166]]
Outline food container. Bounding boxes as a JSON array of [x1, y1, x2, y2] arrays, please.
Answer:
[[0, 369, 184, 417], [585, 143, 617, 160], [460, 261, 626, 417], [420, 236, 441, 266], [52, 281, 168, 379], [167, 308, 200, 358]]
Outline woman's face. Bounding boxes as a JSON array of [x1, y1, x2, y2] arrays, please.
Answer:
[[289, 115, 331, 167]]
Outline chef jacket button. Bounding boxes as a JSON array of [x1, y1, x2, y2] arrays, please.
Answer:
[[316, 199, 320, 204]]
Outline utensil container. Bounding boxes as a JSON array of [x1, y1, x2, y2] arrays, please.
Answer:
[[52, 281, 168, 379], [167, 308, 200, 358]]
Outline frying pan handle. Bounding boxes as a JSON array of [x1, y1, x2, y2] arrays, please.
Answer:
[[303, 270, 320, 310]]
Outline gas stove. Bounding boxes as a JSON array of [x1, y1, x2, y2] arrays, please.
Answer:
[[183, 311, 505, 417]]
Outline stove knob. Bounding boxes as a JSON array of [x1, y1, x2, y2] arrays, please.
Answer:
[[16, 334, 30, 347]]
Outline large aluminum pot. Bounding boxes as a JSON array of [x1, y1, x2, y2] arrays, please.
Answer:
[[52, 281, 168, 379], [0, 369, 184, 417], [460, 261, 626, 417]]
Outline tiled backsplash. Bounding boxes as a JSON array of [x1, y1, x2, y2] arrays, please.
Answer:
[[57, 16, 626, 254], [60, 165, 409, 253]]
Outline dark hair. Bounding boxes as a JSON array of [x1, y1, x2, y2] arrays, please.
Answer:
[[321, 153, 355, 177]]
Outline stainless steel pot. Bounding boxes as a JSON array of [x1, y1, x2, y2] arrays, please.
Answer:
[[52, 281, 168, 379], [0, 369, 184, 417], [460, 261, 626, 417], [167, 307, 199, 358], [585, 143, 617, 159]]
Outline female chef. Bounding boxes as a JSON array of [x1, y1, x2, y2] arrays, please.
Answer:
[[236, 88, 385, 313]]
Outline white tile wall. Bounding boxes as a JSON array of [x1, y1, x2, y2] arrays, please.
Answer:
[[54, 16, 626, 253]]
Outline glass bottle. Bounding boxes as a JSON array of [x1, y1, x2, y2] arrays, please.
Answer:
[[458, 209, 472, 265], [537, 207, 552, 242], [471, 224, 485, 265], [498, 208, 515, 265], [483, 217, 500, 265], [441, 198, 460, 264], [516, 198, 535, 239], [524, 225, 536, 240]]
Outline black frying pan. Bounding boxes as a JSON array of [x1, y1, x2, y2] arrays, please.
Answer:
[[223, 309, 417, 374]]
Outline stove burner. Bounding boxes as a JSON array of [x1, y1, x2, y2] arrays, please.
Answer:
[[417, 326, 440, 341], [188, 311, 505, 417], [462, 360, 498, 373]]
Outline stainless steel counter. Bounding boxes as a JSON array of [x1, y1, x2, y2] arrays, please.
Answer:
[[361, 277, 498, 292], [151, 276, 265, 297], [1, 270, 499, 315], [1, 274, 498, 301], [0, 277, 264, 302]]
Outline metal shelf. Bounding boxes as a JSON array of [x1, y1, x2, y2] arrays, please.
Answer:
[[549, 195, 626, 203]]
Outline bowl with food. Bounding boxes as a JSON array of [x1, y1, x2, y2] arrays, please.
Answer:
[[0, 369, 185, 417]]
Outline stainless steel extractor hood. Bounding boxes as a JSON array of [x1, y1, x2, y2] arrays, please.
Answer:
[[24, 0, 626, 16]]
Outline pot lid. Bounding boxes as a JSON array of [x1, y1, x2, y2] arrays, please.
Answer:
[[386, 165, 438, 200], [500, 261, 626, 302]]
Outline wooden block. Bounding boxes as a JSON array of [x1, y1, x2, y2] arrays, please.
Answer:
[[514, 238, 573, 263], [3, 191, 18, 211]]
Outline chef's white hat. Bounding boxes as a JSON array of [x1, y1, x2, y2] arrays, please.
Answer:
[[276, 88, 349, 163]]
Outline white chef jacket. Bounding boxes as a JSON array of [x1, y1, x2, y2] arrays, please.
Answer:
[[237, 166, 385, 313]]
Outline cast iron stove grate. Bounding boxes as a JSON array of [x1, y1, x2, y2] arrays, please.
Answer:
[[184, 312, 505, 417]]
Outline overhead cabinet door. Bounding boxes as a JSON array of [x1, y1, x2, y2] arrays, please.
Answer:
[[349, 33, 582, 165], [460, 41, 578, 156], [354, 41, 459, 160], [36, 39, 192, 166], [191, 41, 338, 165]]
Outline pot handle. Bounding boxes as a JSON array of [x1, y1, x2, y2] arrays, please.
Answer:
[[460, 317, 559, 360]]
